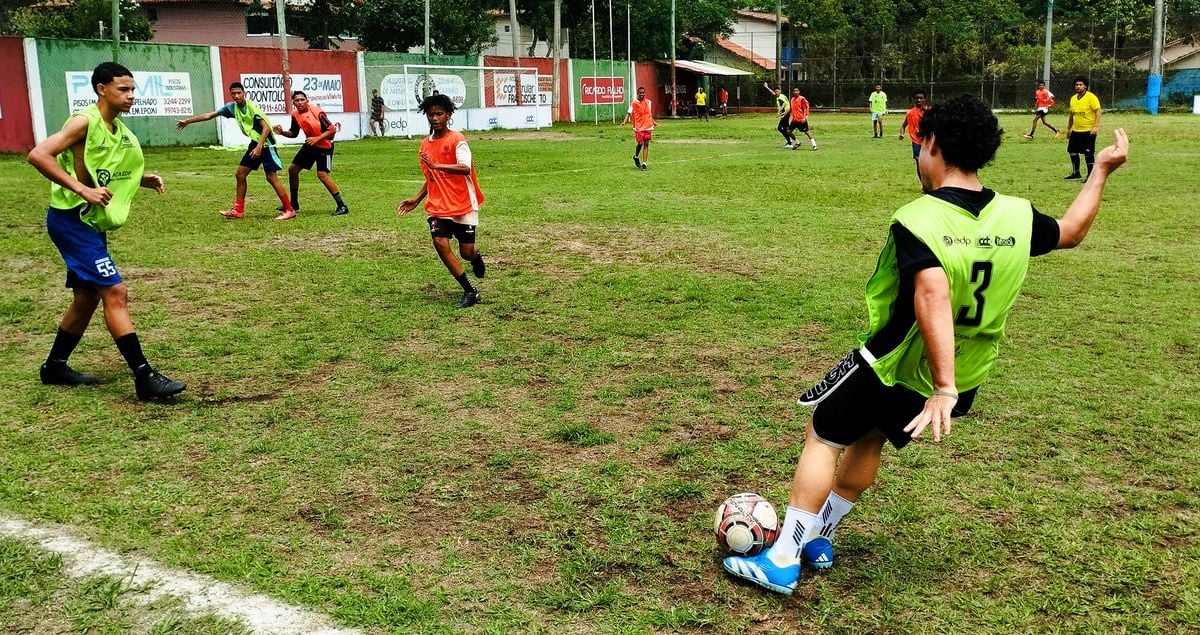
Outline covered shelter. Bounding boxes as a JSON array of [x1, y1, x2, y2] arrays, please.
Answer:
[[654, 59, 752, 116]]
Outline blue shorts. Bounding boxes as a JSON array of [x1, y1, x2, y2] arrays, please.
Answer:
[[912, 141, 921, 158], [46, 206, 122, 288], [871, 112, 885, 122], [239, 142, 283, 173]]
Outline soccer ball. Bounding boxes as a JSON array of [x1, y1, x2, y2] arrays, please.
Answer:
[[714, 492, 779, 556]]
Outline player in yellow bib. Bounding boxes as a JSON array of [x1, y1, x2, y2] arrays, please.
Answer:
[[722, 95, 1130, 595], [26, 62, 186, 401]]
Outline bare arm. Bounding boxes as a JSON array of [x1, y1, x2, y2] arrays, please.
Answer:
[[902, 266, 958, 443], [1090, 108, 1102, 134], [621, 112, 631, 126], [273, 124, 299, 139], [420, 150, 470, 175], [176, 111, 219, 130], [1056, 128, 1129, 249], [27, 115, 112, 207], [396, 183, 428, 215]]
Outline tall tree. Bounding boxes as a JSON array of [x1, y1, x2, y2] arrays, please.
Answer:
[[6, 0, 152, 40], [355, 0, 499, 54]]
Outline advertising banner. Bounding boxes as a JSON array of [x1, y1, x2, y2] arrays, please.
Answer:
[[493, 73, 551, 107], [239, 73, 345, 113], [379, 73, 469, 110], [580, 76, 625, 105], [65, 70, 194, 116]]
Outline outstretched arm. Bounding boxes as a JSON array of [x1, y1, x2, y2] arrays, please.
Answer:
[[176, 111, 219, 130], [397, 183, 428, 215], [1055, 128, 1129, 249], [903, 266, 958, 443]]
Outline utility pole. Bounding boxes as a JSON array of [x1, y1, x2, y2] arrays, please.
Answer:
[[276, 0, 290, 104], [424, 0, 431, 65], [111, 0, 120, 62], [552, 0, 561, 122], [509, 0, 521, 105], [1148, 0, 1165, 114], [670, 0, 676, 117], [1042, 0, 1053, 84], [775, 0, 782, 86]]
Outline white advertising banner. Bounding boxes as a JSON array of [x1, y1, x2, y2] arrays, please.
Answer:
[[380, 73, 469, 110], [492, 73, 550, 107], [66, 71, 194, 117], [238, 73, 345, 114]]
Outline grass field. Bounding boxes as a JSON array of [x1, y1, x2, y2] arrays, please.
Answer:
[[1, 111, 1198, 633]]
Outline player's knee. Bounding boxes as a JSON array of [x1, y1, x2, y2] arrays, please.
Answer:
[[100, 284, 129, 309]]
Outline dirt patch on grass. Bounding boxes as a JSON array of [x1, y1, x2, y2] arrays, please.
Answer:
[[475, 131, 579, 142], [656, 138, 740, 145], [264, 228, 398, 256]]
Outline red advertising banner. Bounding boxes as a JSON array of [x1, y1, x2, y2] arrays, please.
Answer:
[[580, 77, 625, 105], [0, 37, 35, 152]]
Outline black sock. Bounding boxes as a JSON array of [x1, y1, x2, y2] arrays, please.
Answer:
[[332, 191, 345, 206], [634, 143, 642, 158], [471, 253, 484, 267], [1084, 156, 1094, 177], [114, 333, 151, 378], [289, 186, 299, 210], [1049, 125, 1058, 133], [1070, 154, 1080, 174], [47, 327, 83, 364], [454, 272, 476, 293]]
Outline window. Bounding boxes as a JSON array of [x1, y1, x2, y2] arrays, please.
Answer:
[[246, 10, 277, 36]]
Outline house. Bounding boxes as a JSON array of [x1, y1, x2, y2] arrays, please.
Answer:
[[1130, 34, 1200, 72], [707, 10, 804, 78], [139, 0, 359, 51], [481, 11, 569, 58]]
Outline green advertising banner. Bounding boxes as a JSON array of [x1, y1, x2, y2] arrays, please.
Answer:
[[363, 52, 482, 111], [571, 58, 632, 124], [35, 39, 216, 147]]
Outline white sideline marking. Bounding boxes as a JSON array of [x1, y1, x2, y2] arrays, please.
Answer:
[[0, 514, 360, 635]]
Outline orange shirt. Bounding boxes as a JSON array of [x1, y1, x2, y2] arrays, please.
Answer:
[[291, 104, 333, 150], [904, 106, 925, 144], [419, 130, 484, 217], [629, 98, 654, 131], [790, 95, 809, 122], [1035, 88, 1055, 109]]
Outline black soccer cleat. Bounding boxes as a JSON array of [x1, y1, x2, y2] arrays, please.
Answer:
[[276, 204, 300, 212], [40, 362, 98, 387], [639, 162, 647, 171], [331, 205, 349, 216], [633, 156, 642, 169], [1064, 173, 1082, 180], [471, 255, 486, 278], [457, 290, 480, 309], [135, 370, 186, 401]]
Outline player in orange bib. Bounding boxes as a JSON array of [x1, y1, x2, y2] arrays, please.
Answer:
[[898, 90, 929, 179], [397, 94, 486, 308], [272, 91, 349, 217], [1024, 80, 1060, 139], [787, 88, 817, 151], [621, 86, 655, 170]]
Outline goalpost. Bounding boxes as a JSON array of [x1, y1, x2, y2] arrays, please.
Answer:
[[362, 64, 551, 138]]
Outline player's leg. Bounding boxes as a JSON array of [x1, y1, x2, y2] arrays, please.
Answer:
[[287, 162, 303, 211], [640, 139, 650, 169], [777, 116, 791, 146], [1065, 132, 1082, 179], [802, 428, 887, 569], [96, 282, 185, 400], [1082, 135, 1096, 181], [1041, 114, 1059, 136], [317, 167, 348, 216], [457, 227, 485, 280], [222, 165, 252, 218], [42, 286, 102, 386], [429, 219, 479, 307], [1026, 113, 1038, 138]]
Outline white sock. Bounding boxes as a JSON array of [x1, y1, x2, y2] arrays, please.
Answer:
[[766, 506, 819, 567], [815, 491, 855, 540], [811, 139, 817, 148]]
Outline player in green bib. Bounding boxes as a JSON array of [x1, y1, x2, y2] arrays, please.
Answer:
[[763, 82, 796, 148], [723, 95, 1130, 595], [176, 82, 296, 220], [26, 62, 186, 401]]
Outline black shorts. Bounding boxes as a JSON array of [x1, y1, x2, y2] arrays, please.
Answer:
[[426, 216, 476, 244], [371, 113, 384, 123], [238, 142, 283, 173], [1067, 131, 1096, 154], [811, 350, 976, 450], [292, 144, 333, 172], [788, 119, 809, 133]]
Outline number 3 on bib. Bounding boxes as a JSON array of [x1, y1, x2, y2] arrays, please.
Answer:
[[955, 261, 993, 327]]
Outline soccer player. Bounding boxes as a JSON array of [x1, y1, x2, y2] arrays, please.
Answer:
[[898, 90, 928, 178], [271, 90, 349, 216], [369, 88, 386, 137], [1024, 81, 1060, 139], [869, 84, 888, 138], [787, 87, 817, 151], [621, 86, 655, 171], [718, 87, 729, 116], [764, 83, 794, 148], [176, 82, 295, 220], [721, 95, 1129, 595], [1065, 76, 1102, 182], [27, 62, 186, 401], [396, 94, 487, 309], [695, 86, 708, 121]]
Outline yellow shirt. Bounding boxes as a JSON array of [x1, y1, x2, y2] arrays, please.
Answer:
[[1069, 91, 1101, 132], [695, 91, 706, 106]]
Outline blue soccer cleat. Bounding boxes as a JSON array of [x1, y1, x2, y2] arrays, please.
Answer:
[[802, 537, 834, 569], [722, 553, 801, 595]]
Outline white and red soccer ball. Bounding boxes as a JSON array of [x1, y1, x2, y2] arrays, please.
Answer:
[[713, 492, 779, 556]]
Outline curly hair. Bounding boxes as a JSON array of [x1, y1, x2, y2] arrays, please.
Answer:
[[418, 93, 456, 115], [916, 94, 1003, 173]]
